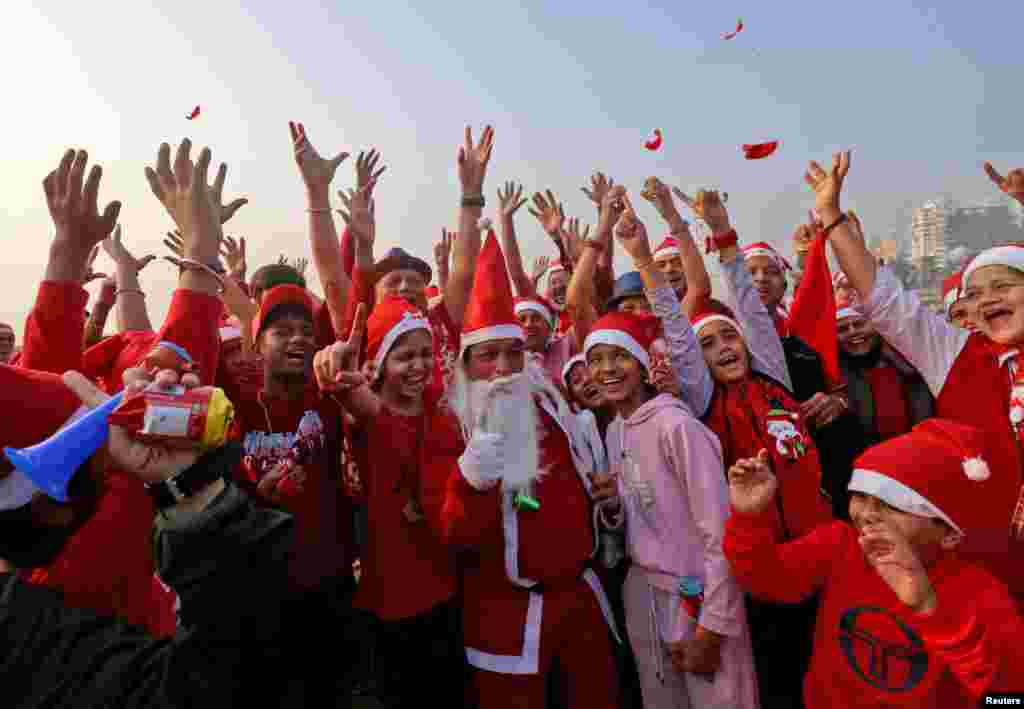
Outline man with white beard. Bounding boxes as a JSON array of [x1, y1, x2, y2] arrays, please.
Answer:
[[420, 229, 620, 709]]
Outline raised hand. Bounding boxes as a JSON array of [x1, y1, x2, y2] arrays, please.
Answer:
[[582, 172, 615, 209], [220, 235, 247, 280], [457, 125, 495, 196], [81, 245, 108, 284], [291, 257, 309, 277], [984, 162, 1024, 205], [640, 176, 685, 228], [435, 229, 454, 269], [859, 520, 937, 613], [727, 450, 777, 514], [597, 185, 627, 238], [803, 150, 852, 214], [314, 303, 367, 391], [672, 187, 730, 235], [561, 217, 590, 265], [163, 230, 186, 259], [144, 139, 243, 262], [289, 121, 349, 195], [43, 149, 122, 272], [102, 225, 155, 275], [613, 193, 654, 263], [531, 256, 550, 283], [355, 149, 387, 191], [528, 189, 565, 236], [497, 181, 527, 219], [337, 183, 376, 251]]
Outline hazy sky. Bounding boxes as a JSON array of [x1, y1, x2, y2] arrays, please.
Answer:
[[2, 0, 1022, 337]]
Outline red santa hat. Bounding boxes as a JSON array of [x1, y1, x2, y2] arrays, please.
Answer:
[[514, 295, 557, 332], [787, 228, 842, 388], [460, 219, 525, 353], [848, 419, 1003, 534], [653, 236, 681, 261], [82, 330, 160, 395], [561, 353, 588, 389], [251, 284, 314, 341], [366, 295, 431, 375], [0, 365, 86, 510], [742, 242, 792, 272], [583, 311, 661, 370], [942, 271, 963, 314], [961, 244, 1024, 289], [690, 299, 742, 338]]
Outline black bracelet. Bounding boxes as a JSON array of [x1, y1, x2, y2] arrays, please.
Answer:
[[145, 442, 242, 510], [461, 195, 485, 208], [822, 213, 848, 236]]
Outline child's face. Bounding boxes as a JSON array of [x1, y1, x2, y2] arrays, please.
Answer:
[[837, 315, 879, 356], [698, 320, 751, 384], [588, 344, 647, 412], [849, 492, 959, 564], [961, 265, 1024, 345], [746, 255, 787, 312]]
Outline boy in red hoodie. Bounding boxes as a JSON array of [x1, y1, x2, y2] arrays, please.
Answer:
[[725, 418, 1024, 708]]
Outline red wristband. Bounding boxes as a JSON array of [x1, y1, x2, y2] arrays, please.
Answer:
[[704, 229, 738, 254]]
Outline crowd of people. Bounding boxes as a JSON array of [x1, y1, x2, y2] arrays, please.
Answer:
[[0, 122, 1023, 709]]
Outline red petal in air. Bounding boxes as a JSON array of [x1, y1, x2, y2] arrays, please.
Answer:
[[742, 141, 779, 160], [644, 129, 663, 151], [186, 105, 200, 120], [722, 18, 744, 40]]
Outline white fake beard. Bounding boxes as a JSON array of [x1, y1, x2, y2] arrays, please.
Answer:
[[450, 366, 542, 493]]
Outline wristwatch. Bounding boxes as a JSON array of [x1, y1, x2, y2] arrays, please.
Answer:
[[145, 443, 241, 509]]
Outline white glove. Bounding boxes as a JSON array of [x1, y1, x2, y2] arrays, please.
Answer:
[[458, 432, 505, 491]]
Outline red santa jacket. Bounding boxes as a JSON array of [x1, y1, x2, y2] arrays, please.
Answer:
[[725, 514, 1024, 708], [703, 373, 833, 541], [421, 401, 603, 671]]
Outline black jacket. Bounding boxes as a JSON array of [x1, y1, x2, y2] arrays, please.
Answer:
[[1, 478, 296, 708]]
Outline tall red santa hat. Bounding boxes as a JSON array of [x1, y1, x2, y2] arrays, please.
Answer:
[[690, 298, 742, 338], [514, 295, 558, 332], [742, 242, 793, 272], [0, 365, 86, 510], [787, 228, 842, 388], [366, 295, 431, 376], [848, 419, 1009, 534], [583, 311, 661, 370], [942, 271, 963, 317], [460, 219, 525, 354], [961, 244, 1024, 289], [653, 236, 681, 262]]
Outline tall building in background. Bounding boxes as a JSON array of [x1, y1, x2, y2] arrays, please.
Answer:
[[911, 200, 950, 266], [911, 198, 1024, 267]]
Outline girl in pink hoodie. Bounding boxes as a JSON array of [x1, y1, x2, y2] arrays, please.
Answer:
[[586, 200, 759, 709]]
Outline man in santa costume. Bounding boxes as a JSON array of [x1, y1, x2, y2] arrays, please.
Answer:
[[419, 228, 620, 708]]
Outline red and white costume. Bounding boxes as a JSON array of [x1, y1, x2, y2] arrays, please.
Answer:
[[420, 230, 620, 708]]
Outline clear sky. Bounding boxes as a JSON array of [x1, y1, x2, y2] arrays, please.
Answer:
[[2, 0, 1022, 337]]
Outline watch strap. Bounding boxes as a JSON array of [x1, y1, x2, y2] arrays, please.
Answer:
[[145, 442, 243, 509]]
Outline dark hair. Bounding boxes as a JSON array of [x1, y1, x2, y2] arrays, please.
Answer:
[[259, 302, 313, 338]]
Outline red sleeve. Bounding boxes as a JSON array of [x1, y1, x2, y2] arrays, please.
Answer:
[[420, 413, 502, 547], [314, 300, 336, 349], [723, 511, 845, 603], [19, 281, 88, 374], [156, 289, 223, 386], [913, 572, 1024, 701], [341, 263, 375, 341]]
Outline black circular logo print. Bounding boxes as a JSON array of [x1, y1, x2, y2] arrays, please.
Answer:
[[838, 606, 929, 692]]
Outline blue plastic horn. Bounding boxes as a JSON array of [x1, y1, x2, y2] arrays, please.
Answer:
[[3, 391, 125, 503]]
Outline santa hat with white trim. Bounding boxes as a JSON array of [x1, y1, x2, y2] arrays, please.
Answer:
[[514, 295, 558, 333], [961, 244, 1024, 289], [742, 242, 792, 272], [459, 219, 525, 354], [942, 272, 963, 315], [583, 311, 661, 371], [848, 419, 1004, 535], [691, 299, 743, 338], [653, 236, 681, 261], [562, 353, 587, 389], [366, 295, 431, 379]]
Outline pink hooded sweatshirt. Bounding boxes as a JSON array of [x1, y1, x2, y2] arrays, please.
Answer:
[[603, 392, 759, 709]]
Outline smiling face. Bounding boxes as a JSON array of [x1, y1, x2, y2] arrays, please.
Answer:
[[962, 265, 1024, 345], [465, 338, 526, 382], [654, 254, 687, 299], [746, 255, 787, 312], [849, 491, 960, 565], [376, 268, 429, 310], [587, 344, 648, 417], [258, 313, 315, 382], [567, 361, 604, 410], [616, 295, 651, 314], [380, 329, 433, 403], [547, 270, 569, 307], [698, 320, 751, 384], [516, 310, 552, 353], [837, 315, 880, 357]]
